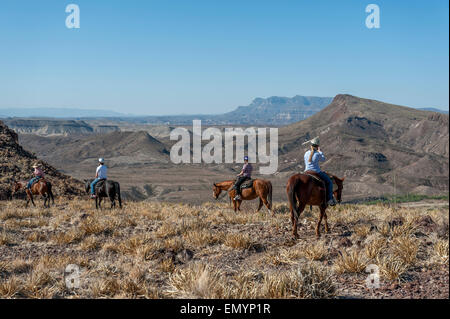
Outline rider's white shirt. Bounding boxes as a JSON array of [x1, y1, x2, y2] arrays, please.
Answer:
[[96, 165, 108, 179]]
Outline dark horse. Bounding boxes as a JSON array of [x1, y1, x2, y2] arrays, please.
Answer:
[[85, 179, 122, 209], [13, 180, 55, 208], [213, 179, 273, 215], [286, 172, 345, 238]]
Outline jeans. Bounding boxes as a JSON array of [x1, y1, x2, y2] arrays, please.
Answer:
[[234, 176, 250, 195], [27, 177, 41, 189], [90, 178, 102, 195], [317, 171, 333, 201]]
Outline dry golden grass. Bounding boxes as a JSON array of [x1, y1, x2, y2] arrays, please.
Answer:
[[391, 235, 419, 266], [0, 199, 448, 299], [434, 239, 449, 264], [334, 249, 367, 274]]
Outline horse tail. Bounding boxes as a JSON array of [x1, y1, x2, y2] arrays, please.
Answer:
[[287, 177, 299, 220], [115, 182, 122, 208]]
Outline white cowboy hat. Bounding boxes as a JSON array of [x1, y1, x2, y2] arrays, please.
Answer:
[[98, 158, 105, 163], [311, 137, 320, 146]]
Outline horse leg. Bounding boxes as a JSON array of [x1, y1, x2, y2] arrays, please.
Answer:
[[316, 206, 326, 238], [293, 202, 307, 239], [233, 199, 237, 212], [323, 209, 330, 233], [95, 196, 99, 210], [256, 198, 263, 213], [237, 200, 242, 211], [260, 196, 272, 217], [30, 194, 36, 207]]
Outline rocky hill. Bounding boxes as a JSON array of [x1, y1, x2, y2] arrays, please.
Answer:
[[19, 131, 170, 167], [278, 95, 449, 199], [0, 120, 84, 200]]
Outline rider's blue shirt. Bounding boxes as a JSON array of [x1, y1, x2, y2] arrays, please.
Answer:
[[304, 150, 326, 172]]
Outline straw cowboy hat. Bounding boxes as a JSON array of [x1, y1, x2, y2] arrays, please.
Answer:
[[311, 137, 320, 146], [32, 163, 40, 168]]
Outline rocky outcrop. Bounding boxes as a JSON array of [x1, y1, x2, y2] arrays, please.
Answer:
[[0, 120, 84, 200]]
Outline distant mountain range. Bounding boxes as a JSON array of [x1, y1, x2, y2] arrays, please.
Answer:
[[1, 96, 447, 125], [0, 108, 126, 118]]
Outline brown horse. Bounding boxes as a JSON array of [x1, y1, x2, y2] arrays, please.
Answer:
[[286, 172, 345, 238], [213, 179, 273, 215], [12, 179, 55, 208]]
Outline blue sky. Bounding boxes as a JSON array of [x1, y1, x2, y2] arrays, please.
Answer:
[[0, 0, 448, 115]]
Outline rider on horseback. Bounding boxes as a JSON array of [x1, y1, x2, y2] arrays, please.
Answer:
[[27, 163, 44, 190], [90, 158, 107, 199], [233, 156, 252, 201], [304, 137, 337, 206]]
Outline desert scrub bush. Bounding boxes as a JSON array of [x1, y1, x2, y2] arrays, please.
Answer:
[[80, 236, 101, 251], [0, 277, 21, 298], [302, 241, 327, 261], [158, 258, 176, 273], [182, 229, 222, 248], [434, 239, 449, 264], [334, 249, 367, 274], [80, 217, 113, 236], [365, 236, 387, 260], [91, 278, 121, 298], [261, 247, 303, 266], [259, 263, 336, 299], [224, 233, 255, 250], [51, 229, 84, 245], [166, 263, 224, 298], [391, 220, 416, 238], [391, 235, 419, 265], [295, 263, 336, 298], [353, 224, 372, 238], [378, 223, 391, 237], [376, 255, 408, 281]]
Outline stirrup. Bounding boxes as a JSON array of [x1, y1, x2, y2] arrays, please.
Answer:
[[234, 195, 242, 200]]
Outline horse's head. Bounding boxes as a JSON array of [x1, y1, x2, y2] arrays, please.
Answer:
[[212, 183, 222, 200], [332, 176, 346, 204]]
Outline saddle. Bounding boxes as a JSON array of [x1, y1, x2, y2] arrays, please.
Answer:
[[234, 178, 254, 190], [304, 170, 339, 202], [304, 171, 327, 187], [31, 177, 46, 187], [95, 179, 107, 190]]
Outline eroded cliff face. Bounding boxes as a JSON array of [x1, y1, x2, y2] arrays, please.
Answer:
[[0, 120, 84, 200]]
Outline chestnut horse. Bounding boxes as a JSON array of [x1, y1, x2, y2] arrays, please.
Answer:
[[286, 172, 345, 238], [12, 180, 55, 208], [213, 179, 273, 215]]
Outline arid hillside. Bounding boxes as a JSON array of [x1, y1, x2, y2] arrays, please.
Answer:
[[0, 121, 84, 200], [278, 95, 449, 200], [19, 131, 170, 167]]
